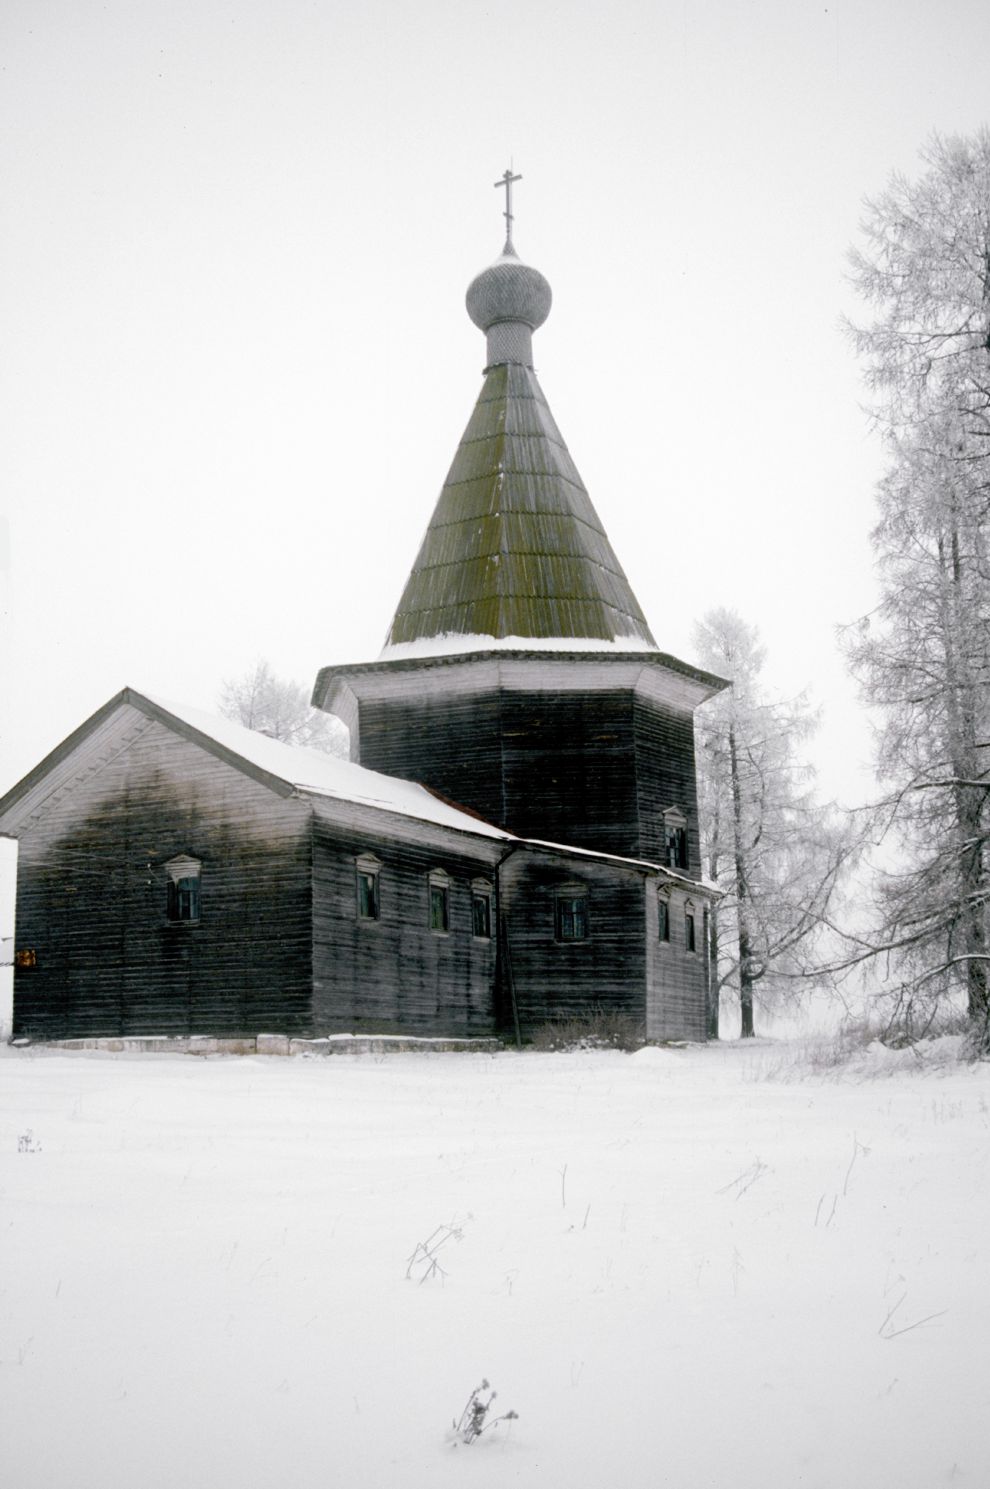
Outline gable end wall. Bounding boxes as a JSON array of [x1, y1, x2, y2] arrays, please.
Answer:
[[11, 718, 314, 1039]]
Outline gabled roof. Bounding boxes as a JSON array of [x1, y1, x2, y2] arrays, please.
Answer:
[[0, 689, 512, 841], [382, 361, 657, 653]]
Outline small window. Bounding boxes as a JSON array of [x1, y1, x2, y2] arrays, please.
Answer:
[[471, 881, 492, 939], [356, 854, 382, 921], [685, 900, 696, 953], [555, 887, 589, 942], [657, 892, 670, 943], [664, 808, 688, 870], [166, 855, 201, 923], [429, 869, 450, 933]]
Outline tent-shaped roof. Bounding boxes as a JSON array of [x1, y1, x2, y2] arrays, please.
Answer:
[[381, 243, 657, 656]]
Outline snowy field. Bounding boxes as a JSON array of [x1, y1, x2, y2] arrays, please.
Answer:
[[2, 1040, 988, 1489]]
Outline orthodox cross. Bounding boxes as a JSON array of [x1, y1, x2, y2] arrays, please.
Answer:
[[494, 167, 522, 248]]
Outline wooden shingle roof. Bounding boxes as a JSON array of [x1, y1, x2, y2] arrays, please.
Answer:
[[382, 359, 657, 651]]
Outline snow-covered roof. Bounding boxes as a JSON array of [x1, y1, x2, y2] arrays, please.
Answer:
[[378, 632, 658, 662], [0, 689, 512, 843], [142, 693, 513, 840]]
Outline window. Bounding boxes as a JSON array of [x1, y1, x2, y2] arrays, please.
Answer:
[[657, 891, 670, 943], [471, 880, 492, 939], [429, 869, 450, 933], [685, 900, 696, 953], [356, 854, 381, 921], [165, 855, 201, 923], [555, 886, 589, 942], [664, 808, 688, 870]]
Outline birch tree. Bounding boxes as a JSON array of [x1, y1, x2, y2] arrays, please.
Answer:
[[695, 609, 851, 1038], [219, 660, 348, 756], [845, 130, 990, 1047]]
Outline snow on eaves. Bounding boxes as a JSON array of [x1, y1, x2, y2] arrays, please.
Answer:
[[378, 632, 659, 662], [146, 694, 511, 840], [521, 837, 717, 893]]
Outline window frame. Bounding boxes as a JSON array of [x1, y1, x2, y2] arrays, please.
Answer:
[[685, 898, 697, 954], [471, 879, 493, 940], [554, 884, 590, 943], [165, 854, 202, 925], [657, 888, 671, 944], [428, 868, 450, 934], [355, 853, 382, 922], [663, 807, 688, 871]]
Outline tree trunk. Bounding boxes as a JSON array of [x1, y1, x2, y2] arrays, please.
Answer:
[[938, 514, 990, 1043], [706, 829, 720, 1040], [706, 906, 720, 1039], [728, 725, 756, 1038]]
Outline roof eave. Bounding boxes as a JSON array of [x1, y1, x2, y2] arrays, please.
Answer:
[[314, 648, 729, 712]]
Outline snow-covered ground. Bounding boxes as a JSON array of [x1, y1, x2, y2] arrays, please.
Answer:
[[2, 1040, 987, 1488]]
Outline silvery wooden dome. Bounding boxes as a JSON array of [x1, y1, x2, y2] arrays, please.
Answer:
[[466, 246, 552, 369]]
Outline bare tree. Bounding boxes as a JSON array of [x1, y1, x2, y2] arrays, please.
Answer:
[[844, 131, 990, 1048], [695, 610, 853, 1039], [219, 660, 348, 757]]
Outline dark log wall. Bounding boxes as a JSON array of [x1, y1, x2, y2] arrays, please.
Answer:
[[499, 848, 648, 1033], [358, 690, 507, 829], [645, 879, 709, 1042], [356, 685, 700, 866], [12, 717, 313, 1039], [310, 808, 501, 1036], [633, 697, 702, 876], [499, 690, 640, 856]]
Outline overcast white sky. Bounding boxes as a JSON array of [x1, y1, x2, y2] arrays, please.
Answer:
[[3, 0, 990, 832]]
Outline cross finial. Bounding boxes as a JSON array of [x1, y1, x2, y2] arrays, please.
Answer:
[[494, 166, 522, 251]]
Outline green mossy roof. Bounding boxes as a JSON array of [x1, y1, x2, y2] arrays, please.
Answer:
[[384, 362, 657, 648]]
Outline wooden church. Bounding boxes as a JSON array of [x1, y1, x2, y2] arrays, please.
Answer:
[[0, 183, 726, 1047]]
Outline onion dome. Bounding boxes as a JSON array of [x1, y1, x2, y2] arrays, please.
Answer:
[[465, 246, 552, 371]]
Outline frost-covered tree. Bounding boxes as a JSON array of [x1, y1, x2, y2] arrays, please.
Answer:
[[845, 131, 990, 1047], [219, 660, 348, 756], [695, 610, 851, 1039]]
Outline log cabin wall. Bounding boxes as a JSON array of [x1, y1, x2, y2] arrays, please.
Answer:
[[633, 696, 703, 876], [499, 689, 640, 856], [356, 689, 507, 831], [320, 656, 715, 871], [644, 878, 710, 1042], [310, 805, 502, 1036], [356, 685, 644, 858], [498, 847, 648, 1035], [11, 713, 313, 1039], [352, 684, 701, 870]]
